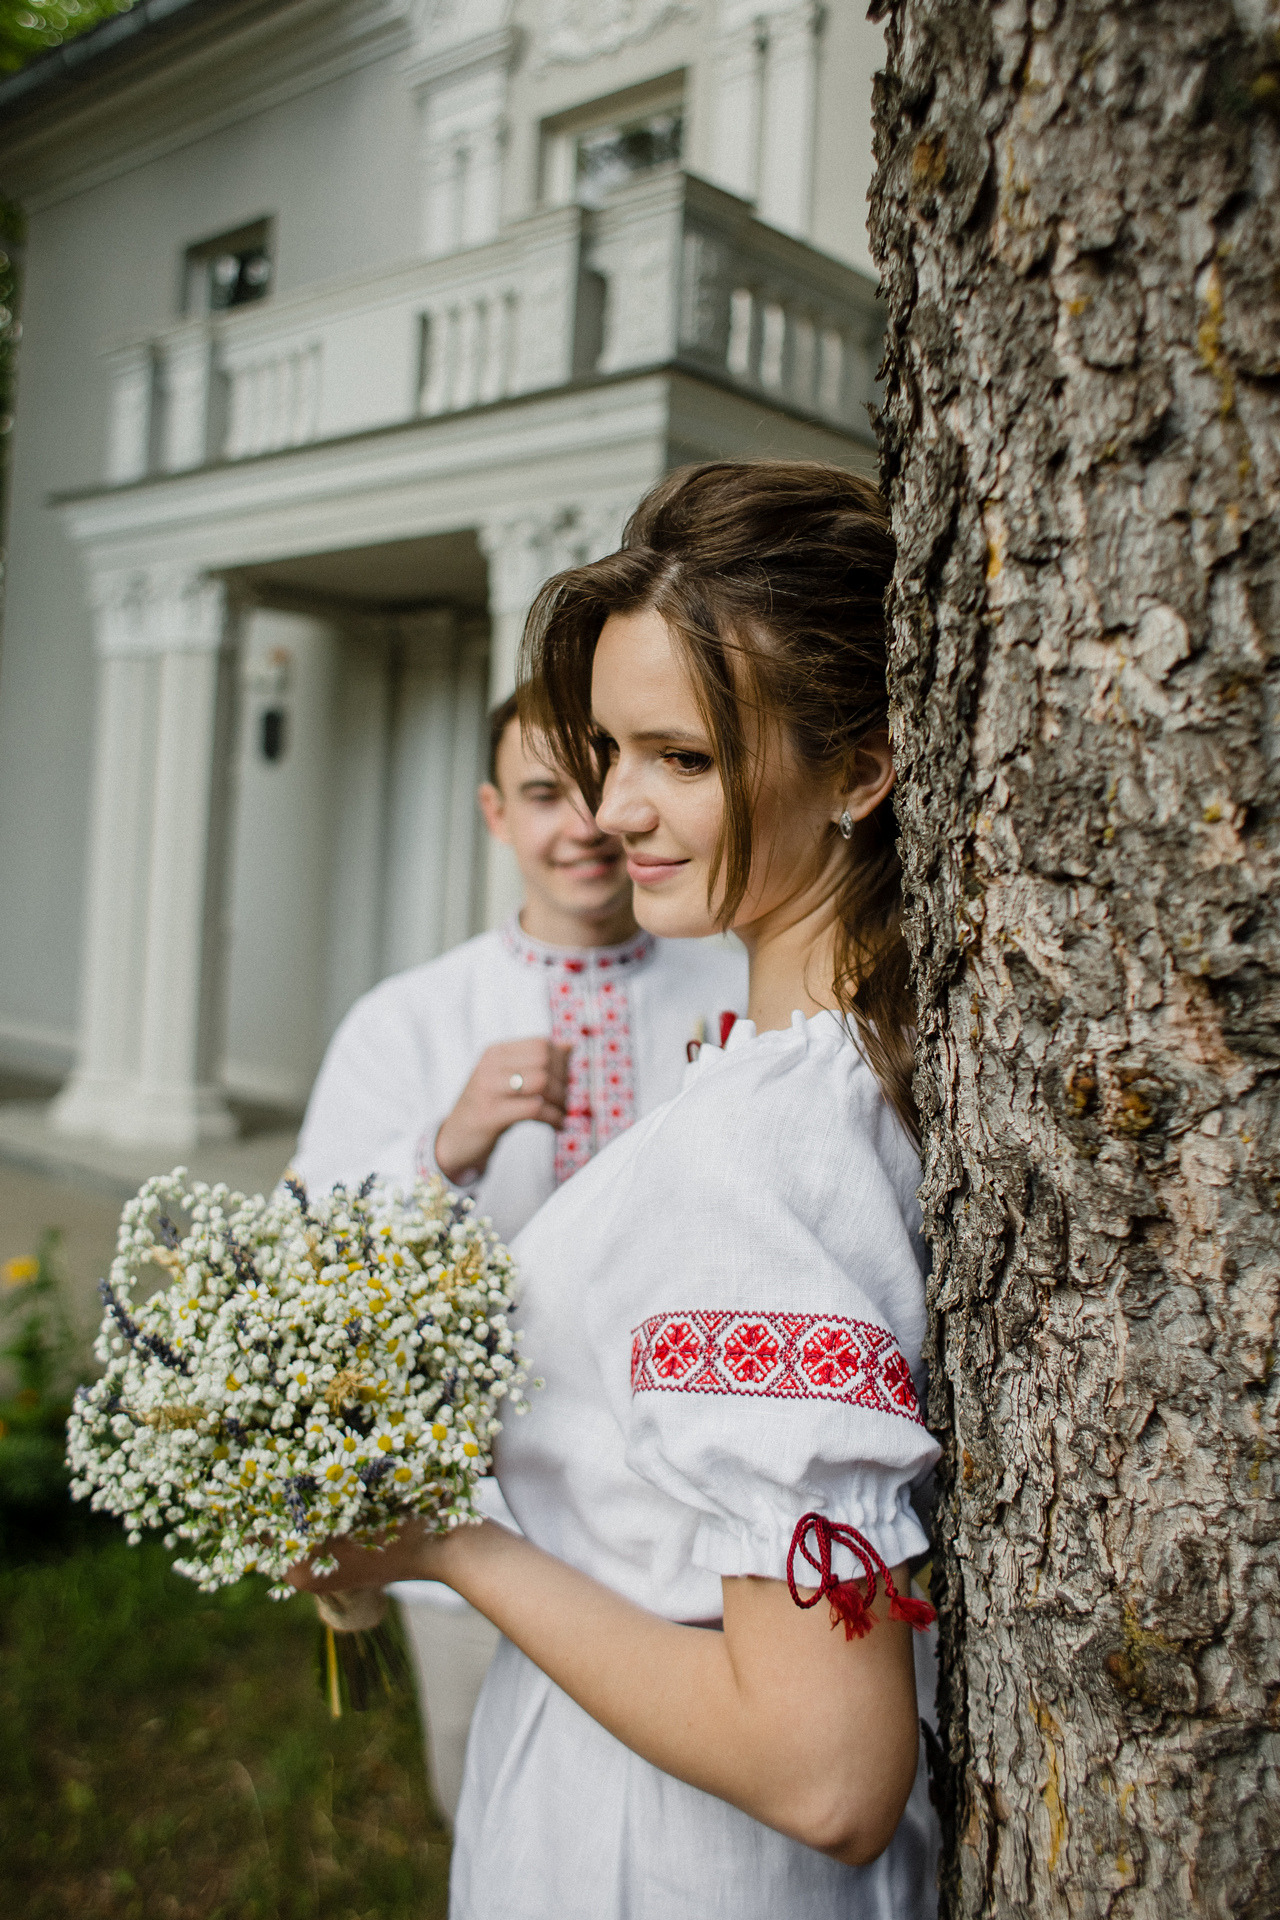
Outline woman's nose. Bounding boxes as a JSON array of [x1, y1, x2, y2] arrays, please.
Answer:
[[596, 763, 658, 838]]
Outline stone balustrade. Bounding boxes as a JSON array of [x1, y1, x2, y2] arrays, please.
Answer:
[[101, 173, 879, 485]]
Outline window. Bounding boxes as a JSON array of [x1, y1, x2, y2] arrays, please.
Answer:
[[542, 76, 685, 209], [575, 109, 683, 206], [183, 220, 274, 316]]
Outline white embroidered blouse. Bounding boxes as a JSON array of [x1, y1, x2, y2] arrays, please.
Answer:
[[450, 1010, 941, 1920]]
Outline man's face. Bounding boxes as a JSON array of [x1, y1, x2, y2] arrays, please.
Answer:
[[478, 721, 631, 923]]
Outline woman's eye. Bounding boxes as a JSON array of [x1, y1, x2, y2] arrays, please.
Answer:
[[665, 750, 712, 775]]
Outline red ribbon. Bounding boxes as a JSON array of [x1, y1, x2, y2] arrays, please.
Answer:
[[787, 1512, 937, 1641]]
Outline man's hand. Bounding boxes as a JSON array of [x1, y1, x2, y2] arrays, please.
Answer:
[[434, 1038, 572, 1183]]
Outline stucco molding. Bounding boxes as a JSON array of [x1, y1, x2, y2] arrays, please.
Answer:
[[89, 564, 231, 658], [400, 22, 523, 95]]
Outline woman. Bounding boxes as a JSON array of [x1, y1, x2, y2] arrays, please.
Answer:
[[293, 462, 941, 1918]]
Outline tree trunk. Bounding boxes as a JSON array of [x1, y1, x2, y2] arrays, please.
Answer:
[[868, 4, 1280, 1915]]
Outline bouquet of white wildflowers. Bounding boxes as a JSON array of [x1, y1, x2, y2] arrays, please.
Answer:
[[67, 1169, 525, 1707]]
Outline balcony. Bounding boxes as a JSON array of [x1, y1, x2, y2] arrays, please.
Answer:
[[102, 172, 883, 487]]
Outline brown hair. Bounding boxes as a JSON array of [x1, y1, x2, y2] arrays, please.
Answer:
[[518, 460, 916, 1137], [486, 692, 521, 785]]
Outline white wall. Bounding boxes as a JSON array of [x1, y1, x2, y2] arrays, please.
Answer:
[[0, 27, 424, 1071]]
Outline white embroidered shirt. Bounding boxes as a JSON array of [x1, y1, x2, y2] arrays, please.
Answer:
[[292, 920, 747, 1245]]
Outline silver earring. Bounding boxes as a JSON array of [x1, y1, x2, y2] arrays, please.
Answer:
[[837, 810, 854, 839]]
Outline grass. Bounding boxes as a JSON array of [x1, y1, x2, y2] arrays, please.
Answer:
[[0, 1522, 451, 1920]]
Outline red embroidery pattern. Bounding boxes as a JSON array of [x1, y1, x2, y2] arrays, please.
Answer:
[[502, 923, 652, 1186], [630, 1310, 924, 1424]]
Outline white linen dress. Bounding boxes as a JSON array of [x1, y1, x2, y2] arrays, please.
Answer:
[[451, 1010, 942, 1920], [292, 918, 747, 1820]]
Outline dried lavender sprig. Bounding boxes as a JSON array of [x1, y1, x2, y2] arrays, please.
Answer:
[[225, 1233, 259, 1290], [99, 1276, 193, 1375]]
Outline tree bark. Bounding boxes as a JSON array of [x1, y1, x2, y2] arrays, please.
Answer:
[[869, 4, 1280, 1915]]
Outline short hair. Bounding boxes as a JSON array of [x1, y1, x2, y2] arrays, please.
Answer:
[[486, 692, 521, 785]]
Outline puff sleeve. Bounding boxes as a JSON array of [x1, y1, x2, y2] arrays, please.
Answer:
[[619, 1015, 939, 1582]]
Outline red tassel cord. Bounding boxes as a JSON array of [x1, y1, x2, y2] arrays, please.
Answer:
[[786, 1512, 937, 1641]]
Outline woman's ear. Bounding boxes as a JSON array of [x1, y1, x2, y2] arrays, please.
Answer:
[[833, 729, 895, 829]]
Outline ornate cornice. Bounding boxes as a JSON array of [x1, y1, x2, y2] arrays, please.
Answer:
[[400, 22, 522, 94], [89, 565, 230, 658]]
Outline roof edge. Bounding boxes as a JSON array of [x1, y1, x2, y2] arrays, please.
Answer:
[[0, 0, 256, 118]]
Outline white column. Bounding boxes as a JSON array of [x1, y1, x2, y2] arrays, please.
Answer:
[[758, 2, 824, 238], [710, 13, 767, 203], [158, 323, 213, 472], [103, 344, 155, 484], [121, 571, 237, 1146], [441, 625, 490, 950], [382, 611, 460, 973], [52, 566, 238, 1147], [461, 118, 507, 248], [322, 625, 394, 1038], [478, 507, 627, 929], [478, 517, 552, 929], [50, 578, 159, 1138], [422, 138, 465, 260], [407, 26, 519, 259]]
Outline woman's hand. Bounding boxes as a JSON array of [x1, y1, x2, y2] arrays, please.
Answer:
[[286, 1516, 479, 1596]]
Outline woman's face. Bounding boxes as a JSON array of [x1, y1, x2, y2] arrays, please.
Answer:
[[590, 606, 848, 943]]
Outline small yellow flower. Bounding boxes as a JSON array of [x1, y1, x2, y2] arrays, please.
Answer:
[[393, 1466, 412, 1483], [432, 1423, 448, 1441], [2, 1255, 39, 1287], [377, 1433, 395, 1452], [462, 1442, 480, 1458], [324, 1463, 344, 1481]]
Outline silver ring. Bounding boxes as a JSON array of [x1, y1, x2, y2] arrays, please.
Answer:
[[508, 1072, 525, 1092]]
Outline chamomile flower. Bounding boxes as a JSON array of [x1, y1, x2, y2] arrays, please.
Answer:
[[66, 1171, 526, 1598]]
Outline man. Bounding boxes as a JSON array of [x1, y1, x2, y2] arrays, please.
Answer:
[[292, 692, 746, 1821]]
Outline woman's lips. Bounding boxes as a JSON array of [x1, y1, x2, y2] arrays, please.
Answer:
[[627, 854, 689, 886]]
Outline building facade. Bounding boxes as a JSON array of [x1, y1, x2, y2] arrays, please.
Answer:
[[0, 0, 885, 1148]]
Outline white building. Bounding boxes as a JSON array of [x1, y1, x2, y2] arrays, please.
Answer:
[[0, 0, 884, 1150]]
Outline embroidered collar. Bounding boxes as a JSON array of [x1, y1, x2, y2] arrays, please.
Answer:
[[501, 917, 654, 974]]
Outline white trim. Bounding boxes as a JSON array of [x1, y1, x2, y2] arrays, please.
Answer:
[[58, 371, 869, 580], [401, 23, 522, 94], [60, 373, 677, 569]]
